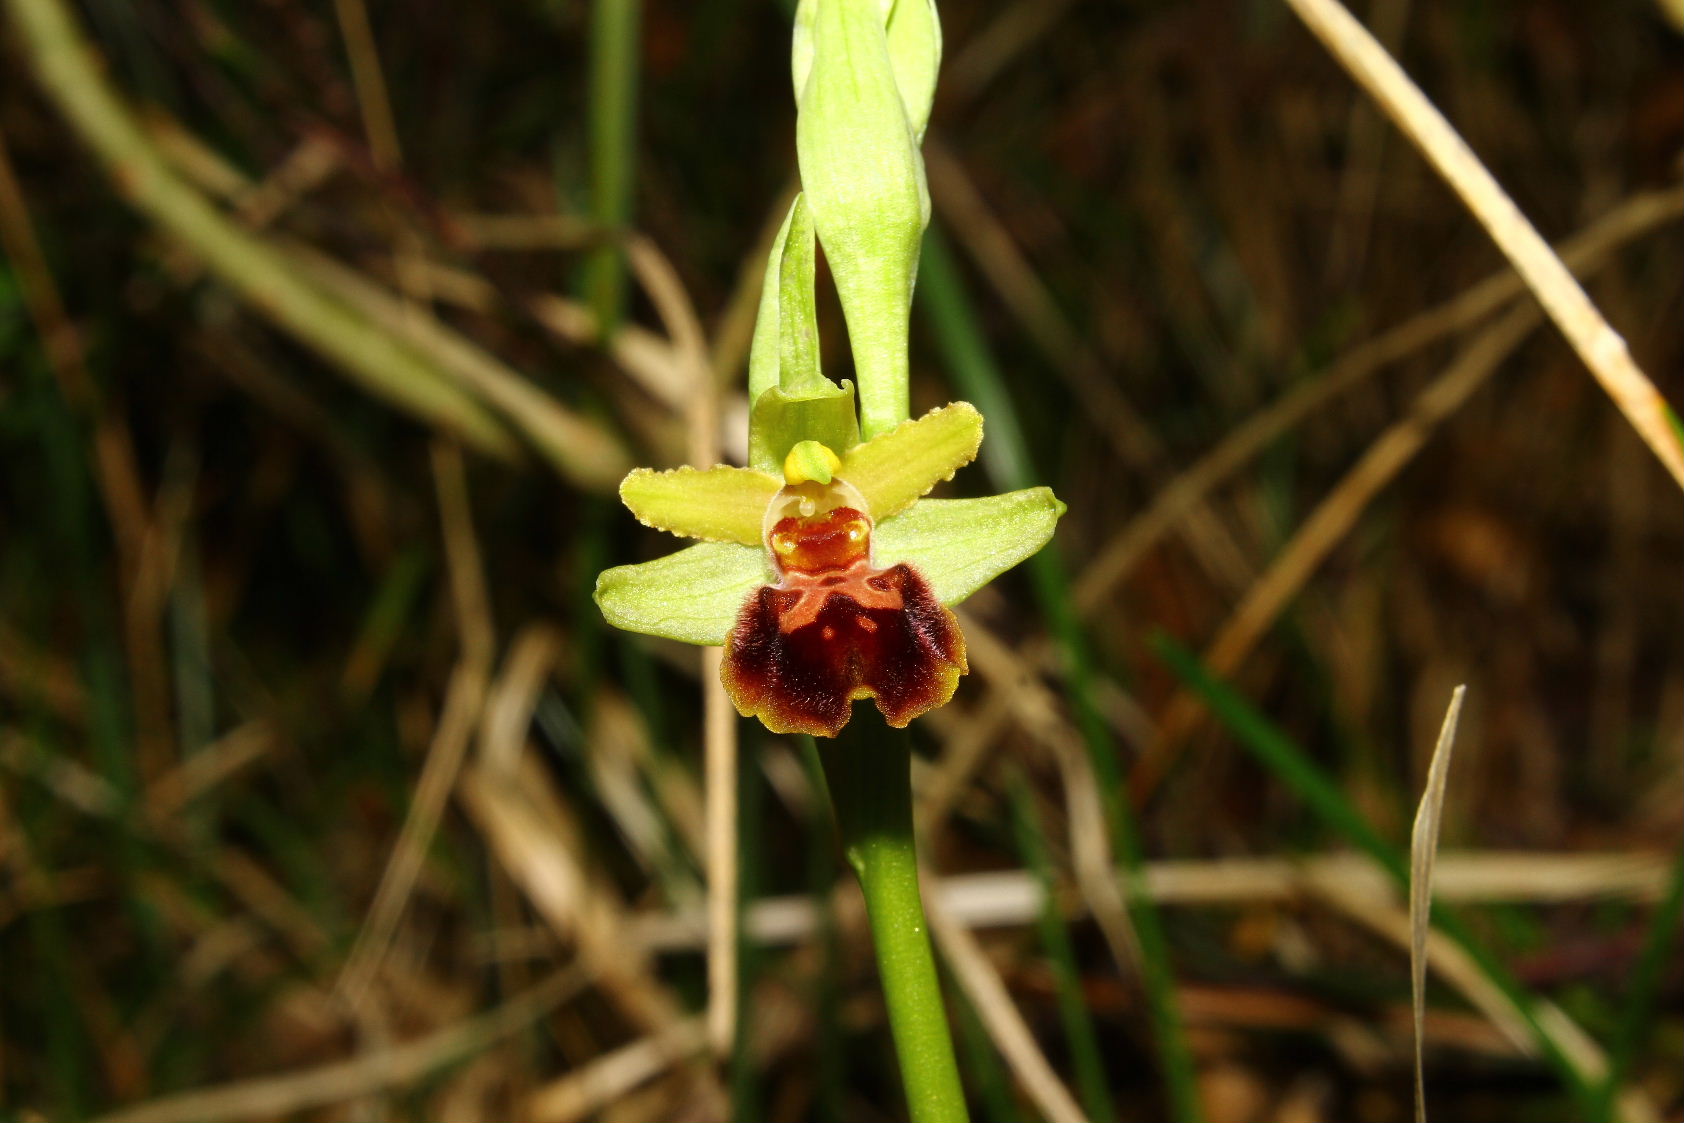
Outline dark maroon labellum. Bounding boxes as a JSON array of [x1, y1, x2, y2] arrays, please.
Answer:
[[721, 506, 967, 737]]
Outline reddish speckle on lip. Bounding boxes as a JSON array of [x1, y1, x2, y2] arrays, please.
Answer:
[[721, 506, 967, 737]]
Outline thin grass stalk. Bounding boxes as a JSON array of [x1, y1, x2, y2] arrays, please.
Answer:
[[920, 225, 1205, 1123], [1410, 685, 1466, 1123], [1008, 773, 1120, 1123], [585, 0, 641, 335]]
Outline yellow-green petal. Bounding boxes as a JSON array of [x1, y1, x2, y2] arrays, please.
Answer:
[[594, 542, 770, 646], [873, 489, 1065, 606], [619, 465, 780, 546], [840, 401, 983, 521]]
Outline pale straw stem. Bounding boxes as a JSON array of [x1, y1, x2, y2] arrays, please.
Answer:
[[1282, 0, 1684, 487]]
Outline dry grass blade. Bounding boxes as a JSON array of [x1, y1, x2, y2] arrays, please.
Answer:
[[6, 0, 524, 460], [8, 0, 636, 486], [924, 870, 1092, 1123], [1150, 305, 1539, 772], [93, 966, 589, 1123], [1410, 685, 1465, 1123], [332, 0, 404, 171], [1073, 187, 1682, 613], [527, 292, 692, 412], [525, 1018, 708, 1123], [143, 720, 273, 819], [702, 644, 738, 1057], [478, 626, 565, 779], [337, 444, 494, 1011], [461, 754, 685, 1037], [1280, 0, 1684, 486], [285, 246, 630, 487], [628, 850, 1672, 949], [648, 228, 743, 1059]]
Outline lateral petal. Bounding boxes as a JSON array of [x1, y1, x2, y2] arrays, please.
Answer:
[[872, 488, 1065, 606], [593, 542, 771, 646], [839, 401, 983, 521], [619, 465, 781, 546]]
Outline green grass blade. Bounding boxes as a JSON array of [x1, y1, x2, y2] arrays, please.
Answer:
[[952, 986, 1025, 1123], [584, 0, 640, 335], [1008, 772, 1120, 1123], [1152, 633, 1605, 1119], [920, 225, 1204, 1123], [1596, 844, 1684, 1118]]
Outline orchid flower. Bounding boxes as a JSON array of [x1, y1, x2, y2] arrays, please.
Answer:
[[594, 401, 1063, 736], [592, 0, 1062, 739], [595, 4, 1055, 1117]]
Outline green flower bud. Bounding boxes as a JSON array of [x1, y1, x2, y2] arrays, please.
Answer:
[[793, 0, 942, 140], [794, 0, 937, 439]]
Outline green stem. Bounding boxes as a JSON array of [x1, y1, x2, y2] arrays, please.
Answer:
[[818, 726, 969, 1123]]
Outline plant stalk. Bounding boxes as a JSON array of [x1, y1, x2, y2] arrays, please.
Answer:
[[818, 726, 969, 1123]]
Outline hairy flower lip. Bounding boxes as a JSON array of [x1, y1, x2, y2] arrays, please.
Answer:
[[722, 559, 965, 738], [724, 499, 967, 736]]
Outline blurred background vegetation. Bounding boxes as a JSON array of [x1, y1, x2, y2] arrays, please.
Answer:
[[1, 1, 1680, 1121]]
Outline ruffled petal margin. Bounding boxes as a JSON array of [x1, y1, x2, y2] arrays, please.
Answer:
[[618, 466, 781, 546], [839, 402, 983, 521]]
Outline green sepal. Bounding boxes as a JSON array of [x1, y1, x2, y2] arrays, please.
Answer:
[[874, 488, 1065, 606], [619, 465, 781, 546], [885, 0, 941, 141], [777, 195, 824, 395], [748, 380, 861, 474], [842, 401, 982, 521], [593, 541, 770, 646], [747, 196, 800, 407]]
